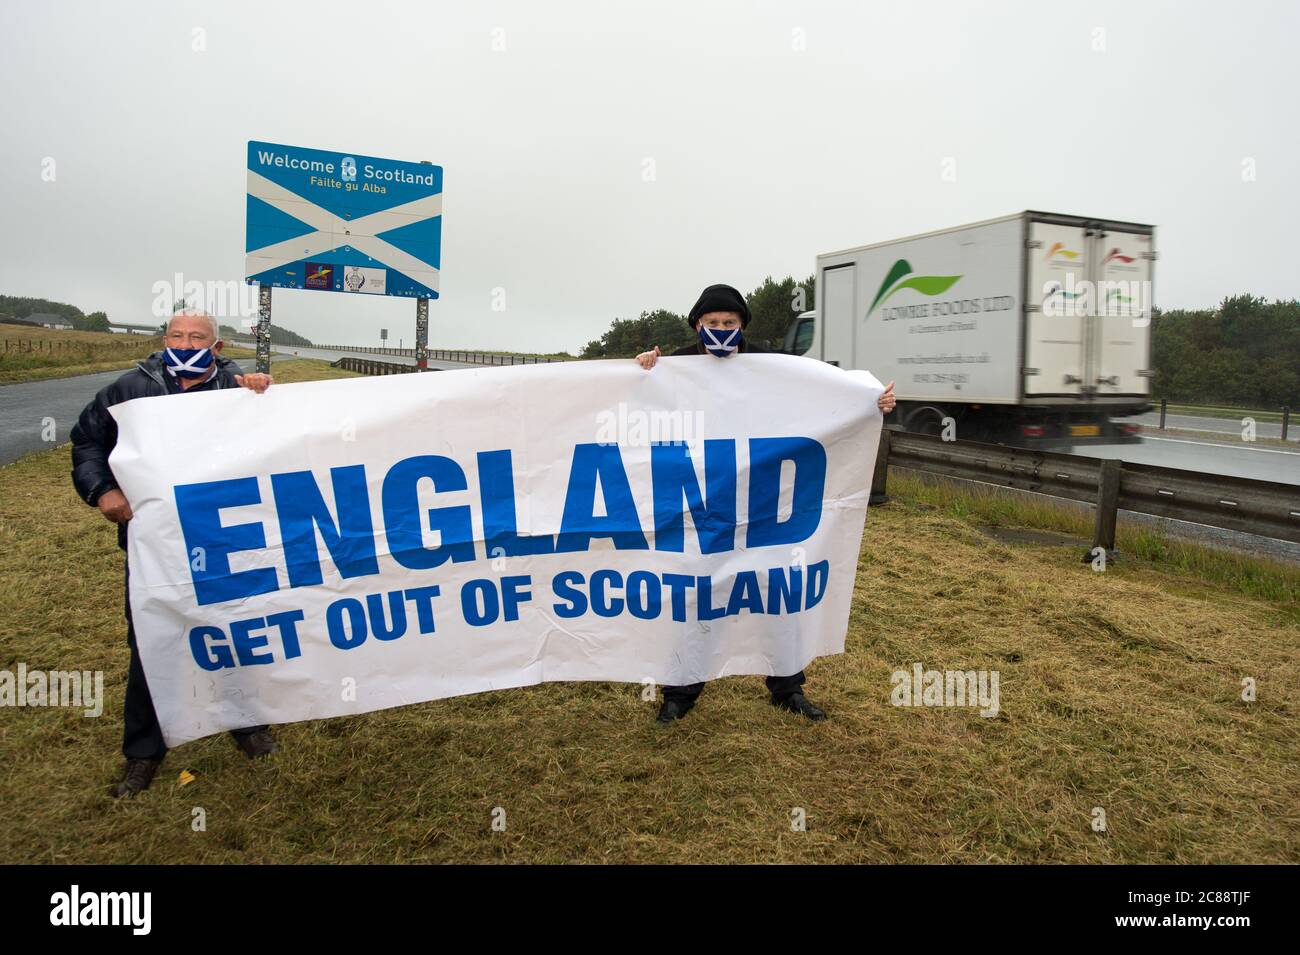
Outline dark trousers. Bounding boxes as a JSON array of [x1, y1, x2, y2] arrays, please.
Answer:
[[123, 562, 265, 760], [662, 670, 806, 706]]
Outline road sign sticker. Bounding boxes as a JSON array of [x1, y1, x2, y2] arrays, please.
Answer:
[[343, 265, 386, 294]]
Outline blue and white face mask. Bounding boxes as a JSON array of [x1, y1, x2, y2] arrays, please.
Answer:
[[699, 326, 742, 358], [163, 347, 215, 379]]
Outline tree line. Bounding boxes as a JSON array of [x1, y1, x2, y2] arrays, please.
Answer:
[[1152, 295, 1299, 408], [0, 295, 110, 332]]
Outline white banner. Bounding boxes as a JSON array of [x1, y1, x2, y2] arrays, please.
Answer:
[[108, 355, 882, 746]]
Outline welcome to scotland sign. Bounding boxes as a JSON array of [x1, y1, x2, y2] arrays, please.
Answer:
[[244, 140, 443, 299], [107, 356, 883, 746]]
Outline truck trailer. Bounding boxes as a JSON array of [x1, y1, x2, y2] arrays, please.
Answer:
[[784, 211, 1155, 446]]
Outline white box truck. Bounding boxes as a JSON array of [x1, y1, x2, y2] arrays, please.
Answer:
[[783, 211, 1155, 445]]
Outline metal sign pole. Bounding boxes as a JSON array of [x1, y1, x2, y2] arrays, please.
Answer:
[[256, 283, 272, 374], [416, 296, 429, 372]]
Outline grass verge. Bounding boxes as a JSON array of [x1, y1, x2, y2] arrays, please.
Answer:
[[1164, 403, 1288, 423]]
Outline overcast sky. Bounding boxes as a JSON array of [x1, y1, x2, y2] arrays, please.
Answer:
[[1, 0, 1296, 353]]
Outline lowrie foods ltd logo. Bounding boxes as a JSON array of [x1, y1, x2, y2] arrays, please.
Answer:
[[867, 259, 963, 318]]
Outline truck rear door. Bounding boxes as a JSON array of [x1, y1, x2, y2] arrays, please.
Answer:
[[819, 264, 855, 367], [1090, 226, 1154, 398], [1025, 220, 1089, 397]]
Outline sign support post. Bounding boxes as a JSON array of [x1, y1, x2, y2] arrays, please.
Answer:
[[416, 297, 429, 371], [256, 283, 272, 374]]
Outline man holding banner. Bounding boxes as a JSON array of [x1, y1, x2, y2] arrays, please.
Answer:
[[636, 284, 897, 724], [70, 310, 277, 798]]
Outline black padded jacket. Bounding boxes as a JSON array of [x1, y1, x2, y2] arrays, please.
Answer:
[[69, 352, 244, 548]]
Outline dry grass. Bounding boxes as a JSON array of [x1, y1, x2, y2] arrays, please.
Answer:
[[0, 324, 146, 345], [1164, 403, 1286, 423], [0, 323, 257, 384], [264, 358, 363, 384], [0, 360, 1295, 863]]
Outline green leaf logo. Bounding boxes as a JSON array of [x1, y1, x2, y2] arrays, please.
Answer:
[[867, 259, 963, 317]]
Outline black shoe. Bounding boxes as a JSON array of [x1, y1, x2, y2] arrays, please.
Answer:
[[112, 757, 161, 798], [772, 692, 827, 721], [656, 699, 693, 724], [232, 728, 279, 759]]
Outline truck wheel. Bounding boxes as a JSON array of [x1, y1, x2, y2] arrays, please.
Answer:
[[903, 405, 948, 437]]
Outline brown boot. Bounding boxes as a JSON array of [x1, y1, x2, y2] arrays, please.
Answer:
[[232, 728, 279, 759], [112, 757, 161, 798]]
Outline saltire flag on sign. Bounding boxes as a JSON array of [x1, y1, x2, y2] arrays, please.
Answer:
[[244, 140, 442, 298], [108, 356, 882, 746]]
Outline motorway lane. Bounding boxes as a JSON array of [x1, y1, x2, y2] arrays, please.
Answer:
[[0, 367, 131, 467], [1077, 435, 1299, 486]]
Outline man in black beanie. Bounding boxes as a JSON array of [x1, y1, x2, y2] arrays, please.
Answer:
[[637, 285, 806, 724], [637, 284, 896, 724], [636, 283, 765, 366]]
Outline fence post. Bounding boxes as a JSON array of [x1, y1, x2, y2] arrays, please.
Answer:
[[869, 428, 891, 506], [1158, 398, 1167, 430], [1282, 406, 1290, 442], [1086, 458, 1122, 563]]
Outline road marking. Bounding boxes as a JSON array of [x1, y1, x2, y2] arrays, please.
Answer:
[[1142, 435, 1300, 457]]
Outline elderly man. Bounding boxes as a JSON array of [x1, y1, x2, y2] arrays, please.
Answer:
[[71, 310, 277, 797]]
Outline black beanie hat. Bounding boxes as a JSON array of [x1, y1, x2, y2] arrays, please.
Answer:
[[688, 284, 751, 328]]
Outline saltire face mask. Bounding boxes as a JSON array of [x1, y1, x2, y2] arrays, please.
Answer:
[[699, 326, 742, 358], [163, 347, 215, 379]]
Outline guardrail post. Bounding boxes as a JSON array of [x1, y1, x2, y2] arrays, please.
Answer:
[[1158, 398, 1166, 430], [1086, 458, 1122, 563], [869, 428, 891, 506], [1282, 406, 1290, 442]]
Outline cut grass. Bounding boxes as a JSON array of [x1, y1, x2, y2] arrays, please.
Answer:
[[1164, 403, 1288, 424], [0, 327, 165, 385], [0, 361, 1295, 863], [889, 472, 1300, 611], [263, 358, 362, 384]]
